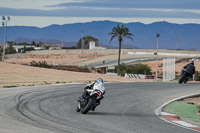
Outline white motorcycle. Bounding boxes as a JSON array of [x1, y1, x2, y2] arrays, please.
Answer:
[[76, 82, 105, 114]]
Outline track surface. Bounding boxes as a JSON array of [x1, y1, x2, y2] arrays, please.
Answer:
[[0, 82, 199, 133], [87, 57, 155, 67]]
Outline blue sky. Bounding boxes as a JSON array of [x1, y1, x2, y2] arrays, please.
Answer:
[[0, 0, 200, 27]]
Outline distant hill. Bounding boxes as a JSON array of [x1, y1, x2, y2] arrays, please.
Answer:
[[0, 21, 200, 50]]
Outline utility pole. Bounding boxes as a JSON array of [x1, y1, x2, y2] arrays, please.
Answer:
[[2, 16, 10, 62], [176, 36, 179, 50], [81, 31, 84, 55], [61, 40, 64, 48], [156, 33, 160, 80]]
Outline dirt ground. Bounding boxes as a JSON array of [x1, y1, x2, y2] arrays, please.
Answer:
[[182, 97, 200, 106], [3, 54, 200, 87], [6, 54, 104, 66], [0, 61, 152, 88]]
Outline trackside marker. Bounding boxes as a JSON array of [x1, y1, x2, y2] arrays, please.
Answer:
[[161, 112, 200, 131], [191, 127, 200, 130], [163, 115, 181, 121]]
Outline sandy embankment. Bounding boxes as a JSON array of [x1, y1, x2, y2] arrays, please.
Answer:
[[0, 62, 150, 88]]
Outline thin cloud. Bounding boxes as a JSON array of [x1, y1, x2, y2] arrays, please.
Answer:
[[50, 0, 200, 10], [0, 0, 77, 10], [1, 0, 200, 27], [0, 7, 200, 19]]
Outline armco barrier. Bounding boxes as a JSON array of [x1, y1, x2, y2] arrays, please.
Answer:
[[125, 73, 155, 79], [125, 73, 145, 79]]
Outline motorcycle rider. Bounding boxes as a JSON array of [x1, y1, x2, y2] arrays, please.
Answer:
[[182, 59, 195, 78], [77, 78, 105, 111]]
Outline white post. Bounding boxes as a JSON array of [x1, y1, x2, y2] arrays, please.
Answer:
[[163, 59, 166, 81], [2, 16, 10, 62], [156, 33, 160, 80]]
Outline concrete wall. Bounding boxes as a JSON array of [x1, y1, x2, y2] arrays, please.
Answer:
[[5, 49, 200, 59]]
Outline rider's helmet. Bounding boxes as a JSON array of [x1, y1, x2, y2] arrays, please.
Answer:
[[191, 59, 195, 65], [96, 78, 104, 84]]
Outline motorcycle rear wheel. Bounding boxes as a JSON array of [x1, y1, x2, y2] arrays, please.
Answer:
[[179, 74, 186, 84], [184, 80, 187, 84]]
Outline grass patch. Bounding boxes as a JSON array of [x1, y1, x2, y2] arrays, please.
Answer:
[[53, 65, 90, 73], [3, 85, 18, 88], [164, 101, 200, 126], [43, 81, 50, 85], [28, 84, 35, 86]]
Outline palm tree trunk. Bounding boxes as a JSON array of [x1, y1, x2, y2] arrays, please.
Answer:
[[117, 40, 122, 76]]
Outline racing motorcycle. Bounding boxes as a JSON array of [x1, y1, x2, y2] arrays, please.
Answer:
[[179, 69, 191, 84], [76, 82, 105, 114]]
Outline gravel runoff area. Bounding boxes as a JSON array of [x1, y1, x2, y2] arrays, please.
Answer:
[[0, 62, 152, 88]]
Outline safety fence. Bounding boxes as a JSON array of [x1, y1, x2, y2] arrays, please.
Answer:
[[124, 73, 155, 79], [163, 58, 176, 81]]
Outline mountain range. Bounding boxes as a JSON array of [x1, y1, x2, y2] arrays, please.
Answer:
[[0, 21, 200, 50]]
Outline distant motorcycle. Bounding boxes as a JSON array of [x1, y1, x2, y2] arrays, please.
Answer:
[[76, 82, 105, 114], [179, 69, 191, 84]]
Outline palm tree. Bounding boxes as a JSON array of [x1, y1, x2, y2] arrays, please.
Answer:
[[109, 24, 134, 75]]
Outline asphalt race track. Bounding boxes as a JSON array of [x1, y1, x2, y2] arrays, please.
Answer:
[[87, 57, 155, 68], [0, 82, 199, 133]]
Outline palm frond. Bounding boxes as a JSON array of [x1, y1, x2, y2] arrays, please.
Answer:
[[109, 35, 118, 44], [109, 24, 134, 43]]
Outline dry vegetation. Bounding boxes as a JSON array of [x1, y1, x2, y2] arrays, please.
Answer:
[[182, 97, 200, 107]]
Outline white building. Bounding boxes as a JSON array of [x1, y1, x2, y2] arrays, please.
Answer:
[[89, 41, 96, 49], [13, 45, 35, 52]]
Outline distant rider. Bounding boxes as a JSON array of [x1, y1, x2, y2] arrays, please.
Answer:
[[182, 60, 195, 78]]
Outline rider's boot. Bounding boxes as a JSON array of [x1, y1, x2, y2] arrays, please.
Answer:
[[91, 106, 96, 111], [77, 90, 88, 102], [76, 107, 81, 112]]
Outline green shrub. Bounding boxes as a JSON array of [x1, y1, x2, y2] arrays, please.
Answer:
[[30, 60, 51, 68], [3, 85, 18, 88], [110, 63, 152, 76], [53, 66, 90, 73], [195, 71, 200, 81], [132, 64, 152, 75], [0, 47, 2, 61]]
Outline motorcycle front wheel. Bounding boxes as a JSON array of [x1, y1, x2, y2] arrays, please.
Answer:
[[81, 98, 95, 114], [76, 102, 81, 112]]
